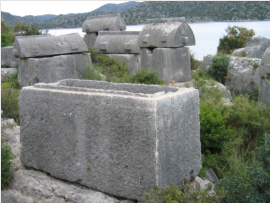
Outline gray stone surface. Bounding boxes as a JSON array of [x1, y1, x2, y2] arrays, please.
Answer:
[[197, 54, 214, 72], [205, 168, 219, 185], [141, 47, 192, 83], [108, 54, 139, 75], [258, 47, 270, 105], [13, 33, 88, 58], [18, 53, 91, 87], [95, 31, 140, 54], [225, 56, 261, 94], [232, 37, 270, 59], [195, 177, 214, 192], [82, 13, 126, 33], [137, 17, 195, 48], [84, 32, 98, 48], [19, 79, 201, 202], [1, 68, 17, 80], [1, 46, 20, 68]]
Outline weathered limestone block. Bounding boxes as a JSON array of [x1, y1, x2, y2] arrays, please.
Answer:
[[95, 31, 140, 54], [258, 47, 270, 105], [18, 53, 91, 86], [232, 37, 270, 59], [13, 33, 88, 58], [19, 79, 201, 202], [1, 46, 20, 68], [82, 13, 126, 33], [141, 47, 192, 83], [197, 54, 214, 72], [137, 17, 195, 48], [108, 54, 139, 75], [225, 56, 261, 94], [1, 68, 17, 80], [84, 32, 98, 48]]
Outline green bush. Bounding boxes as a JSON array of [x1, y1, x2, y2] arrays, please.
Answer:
[[1, 141, 15, 189], [218, 134, 270, 203], [218, 26, 255, 54], [88, 48, 99, 63], [190, 51, 202, 70], [144, 183, 226, 203], [1, 72, 21, 124], [1, 33, 13, 47], [208, 54, 229, 84], [129, 69, 165, 85], [13, 22, 42, 36]]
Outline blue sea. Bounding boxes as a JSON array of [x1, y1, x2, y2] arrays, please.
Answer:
[[47, 21, 270, 61]]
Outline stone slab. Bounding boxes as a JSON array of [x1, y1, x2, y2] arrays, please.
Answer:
[[1, 68, 17, 80], [18, 53, 91, 87], [141, 47, 192, 83], [1, 46, 20, 68], [95, 31, 140, 54], [108, 54, 139, 75], [13, 33, 88, 58], [19, 79, 201, 202], [84, 32, 98, 49], [137, 19, 195, 48], [82, 13, 126, 33]]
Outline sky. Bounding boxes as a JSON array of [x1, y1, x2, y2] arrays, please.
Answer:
[[1, 1, 131, 17]]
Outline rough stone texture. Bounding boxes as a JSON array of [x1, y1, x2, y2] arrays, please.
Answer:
[[258, 47, 270, 105], [232, 37, 270, 59], [82, 13, 126, 33], [95, 31, 140, 54], [1, 46, 20, 68], [197, 54, 214, 72], [84, 32, 98, 48], [205, 168, 219, 185], [18, 53, 91, 87], [141, 47, 192, 83], [108, 54, 139, 75], [195, 177, 215, 192], [1, 68, 17, 80], [137, 17, 195, 48], [19, 79, 201, 202], [225, 56, 261, 94], [1, 118, 135, 203], [13, 33, 88, 58]]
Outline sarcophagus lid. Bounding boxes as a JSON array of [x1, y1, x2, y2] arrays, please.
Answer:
[[82, 13, 126, 33], [137, 17, 195, 48], [95, 31, 140, 54], [13, 33, 88, 58]]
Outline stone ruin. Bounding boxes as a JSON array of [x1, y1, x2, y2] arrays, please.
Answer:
[[19, 79, 201, 202], [82, 15, 196, 83], [1, 46, 19, 80], [82, 13, 126, 48], [12, 33, 91, 86]]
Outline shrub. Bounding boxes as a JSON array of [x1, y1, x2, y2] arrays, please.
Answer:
[[208, 54, 229, 84], [190, 51, 202, 70], [13, 22, 42, 36], [1, 33, 13, 47], [218, 26, 255, 54], [88, 48, 99, 63], [1, 72, 21, 124], [78, 63, 103, 81], [1, 141, 15, 189], [129, 69, 165, 85], [218, 134, 270, 203], [144, 183, 226, 203]]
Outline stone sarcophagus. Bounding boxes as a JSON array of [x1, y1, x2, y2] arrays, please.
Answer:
[[14, 33, 91, 86], [19, 79, 201, 202]]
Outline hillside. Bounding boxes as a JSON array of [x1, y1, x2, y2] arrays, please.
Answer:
[[122, 1, 270, 24], [1, 1, 270, 29]]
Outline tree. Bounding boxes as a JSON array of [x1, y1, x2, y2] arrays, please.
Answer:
[[218, 26, 255, 54], [13, 22, 42, 36]]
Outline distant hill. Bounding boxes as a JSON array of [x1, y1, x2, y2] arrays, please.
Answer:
[[2, 1, 270, 29], [121, 1, 270, 25]]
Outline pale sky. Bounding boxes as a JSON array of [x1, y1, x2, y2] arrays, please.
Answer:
[[0, 1, 131, 17]]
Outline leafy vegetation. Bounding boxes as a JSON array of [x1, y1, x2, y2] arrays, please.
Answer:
[[208, 54, 229, 84], [218, 26, 255, 54], [190, 51, 202, 70], [13, 22, 42, 36], [1, 20, 15, 47], [1, 141, 15, 189]]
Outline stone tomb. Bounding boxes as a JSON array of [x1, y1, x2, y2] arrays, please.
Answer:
[[19, 79, 201, 201], [13, 33, 91, 86], [82, 13, 126, 48]]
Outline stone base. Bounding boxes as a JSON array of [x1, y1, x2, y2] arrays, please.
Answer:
[[1, 46, 19, 68], [1, 68, 17, 80], [84, 32, 98, 49], [108, 54, 139, 75]]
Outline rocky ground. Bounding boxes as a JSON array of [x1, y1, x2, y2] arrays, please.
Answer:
[[1, 118, 135, 203]]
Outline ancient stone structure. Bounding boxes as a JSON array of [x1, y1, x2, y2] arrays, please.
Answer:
[[13, 33, 90, 86], [19, 79, 201, 202], [82, 13, 126, 48], [258, 47, 270, 105], [1, 46, 19, 68]]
